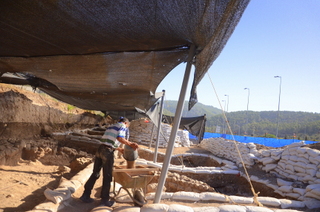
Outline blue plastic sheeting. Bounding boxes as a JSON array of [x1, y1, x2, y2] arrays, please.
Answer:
[[190, 132, 317, 148]]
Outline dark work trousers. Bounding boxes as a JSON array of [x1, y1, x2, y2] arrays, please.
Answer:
[[83, 144, 114, 201]]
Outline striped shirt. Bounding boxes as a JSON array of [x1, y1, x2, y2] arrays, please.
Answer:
[[101, 122, 127, 148]]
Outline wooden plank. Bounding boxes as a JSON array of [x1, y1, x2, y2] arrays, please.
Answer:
[[113, 167, 159, 173]]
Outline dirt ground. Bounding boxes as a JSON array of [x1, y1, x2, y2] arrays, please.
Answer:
[[0, 142, 295, 212], [0, 84, 319, 212], [0, 143, 213, 212]]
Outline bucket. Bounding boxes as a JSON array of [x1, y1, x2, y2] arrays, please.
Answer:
[[123, 144, 138, 161]]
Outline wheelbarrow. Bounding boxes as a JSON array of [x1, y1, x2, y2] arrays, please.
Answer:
[[112, 165, 159, 206]]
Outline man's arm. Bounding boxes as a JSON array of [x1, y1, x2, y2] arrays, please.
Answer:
[[117, 137, 139, 150]]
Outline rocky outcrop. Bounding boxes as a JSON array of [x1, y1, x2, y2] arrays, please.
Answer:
[[0, 84, 107, 139]]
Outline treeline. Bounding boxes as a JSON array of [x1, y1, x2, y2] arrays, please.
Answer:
[[163, 100, 320, 141], [207, 111, 320, 141], [163, 100, 222, 117]]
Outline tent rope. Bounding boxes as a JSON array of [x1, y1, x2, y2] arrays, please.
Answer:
[[206, 72, 263, 207]]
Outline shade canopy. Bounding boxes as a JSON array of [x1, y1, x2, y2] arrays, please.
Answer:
[[0, 0, 250, 112]]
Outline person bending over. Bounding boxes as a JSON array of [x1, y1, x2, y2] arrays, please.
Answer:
[[80, 117, 139, 207]]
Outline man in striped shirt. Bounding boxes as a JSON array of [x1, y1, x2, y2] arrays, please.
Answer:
[[80, 117, 139, 207]]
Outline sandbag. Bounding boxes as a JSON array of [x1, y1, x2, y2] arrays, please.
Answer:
[[168, 204, 193, 212], [199, 192, 227, 202], [257, 196, 281, 207], [141, 203, 169, 212], [279, 199, 305, 209], [218, 205, 246, 212], [193, 206, 219, 212]]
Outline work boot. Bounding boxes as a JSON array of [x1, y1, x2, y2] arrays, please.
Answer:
[[79, 193, 94, 203]]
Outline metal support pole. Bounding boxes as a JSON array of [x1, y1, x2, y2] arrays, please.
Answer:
[[153, 90, 165, 163], [244, 88, 250, 135], [153, 44, 196, 203], [274, 76, 282, 139]]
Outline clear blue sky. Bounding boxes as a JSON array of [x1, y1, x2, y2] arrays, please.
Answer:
[[156, 0, 320, 113]]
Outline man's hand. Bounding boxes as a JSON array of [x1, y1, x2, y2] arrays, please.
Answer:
[[116, 148, 124, 154], [129, 142, 139, 150], [118, 137, 139, 150]]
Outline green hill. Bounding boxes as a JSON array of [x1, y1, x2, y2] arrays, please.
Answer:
[[164, 100, 320, 141], [163, 100, 222, 117]]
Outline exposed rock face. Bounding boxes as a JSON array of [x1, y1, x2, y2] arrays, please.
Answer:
[[0, 84, 107, 139], [0, 84, 106, 165]]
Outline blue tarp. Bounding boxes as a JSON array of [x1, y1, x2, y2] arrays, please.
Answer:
[[189, 132, 317, 148]]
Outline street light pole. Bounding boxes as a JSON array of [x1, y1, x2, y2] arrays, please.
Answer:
[[222, 100, 226, 133], [274, 76, 282, 139], [224, 94, 229, 112], [244, 88, 250, 135]]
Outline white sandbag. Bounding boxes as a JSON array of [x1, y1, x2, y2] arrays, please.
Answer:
[[278, 185, 293, 193], [305, 168, 317, 177], [297, 147, 308, 154], [181, 167, 197, 173], [168, 204, 193, 212], [245, 206, 273, 212], [228, 195, 253, 204], [306, 183, 320, 191], [292, 188, 305, 196], [309, 186, 320, 196], [33, 201, 59, 212], [270, 149, 282, 156], [141, 203, 169, 212], [284, 193, 300, 199], [90, 206, 113, 212], [44, 188, 71, 204], [172, 191, 200, 202], [277, 178, 293, 187], [261, 150, 271, 157], [285, 164, 295, 173], [257, 196, 281, 207], [112, 206, 140, 212], [287, 141, 305, 148], [297, 157, 309, 164], [277, 161, 286, 170], [307, 148, 320, 158], [263, 164, 277, 172], [303, 175, 315, 182], [274, 190, 285, 197], [304, 198, 320, 209], [293, 166, 305, 173], [218, 205, 246, 212], [199, 192, 227, 202], [279, 199, 305, 209], [222, 170, 240, 175], [146, 192, 173, 200], [58, 177, 77, 193], [194, 169, 212, 174], [271, 154, 281, 160], [306, 191, 320, 200], [260, 157, 275, 165], [192, 206, 219, 212], [313, 155, 320, 164]]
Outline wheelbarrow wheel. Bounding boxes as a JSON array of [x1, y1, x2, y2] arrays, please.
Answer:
[[133, 188, 147, 207]]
